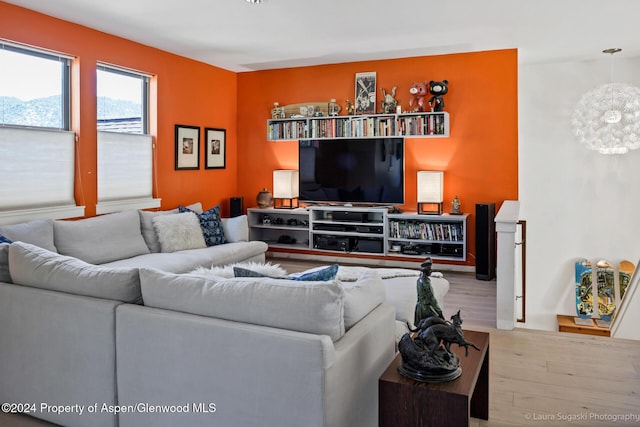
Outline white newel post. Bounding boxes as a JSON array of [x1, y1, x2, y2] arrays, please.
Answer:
[[494, 200, 520, 330]]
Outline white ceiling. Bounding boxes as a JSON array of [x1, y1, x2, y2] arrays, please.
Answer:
[[5, 0, 640, 72]]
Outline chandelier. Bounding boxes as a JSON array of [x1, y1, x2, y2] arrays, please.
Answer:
[[571, 49, 640, 155]]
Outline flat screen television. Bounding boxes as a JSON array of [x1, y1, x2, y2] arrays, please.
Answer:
[[299, 138, 404, 205]]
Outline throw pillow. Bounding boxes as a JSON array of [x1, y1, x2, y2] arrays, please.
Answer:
[[139, 202, 204, 252], [233, 266, 280, 278], [0, 234, 12, 244], [191, 261, 287, 279], [152, 212, 207, 253], [289, 264, 339, 281], [179, 205, 227, 246]]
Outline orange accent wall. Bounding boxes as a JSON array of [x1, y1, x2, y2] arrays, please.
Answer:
[[237, 51, 518, 266], [1, 2, 518, 265], [0, 1, 239, 216]]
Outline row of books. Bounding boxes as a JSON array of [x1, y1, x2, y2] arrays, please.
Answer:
[[267, 120, 307, 140], [268, 113, 447, 140], [389, 220, 464, 242], [397, 114, 446, 136]]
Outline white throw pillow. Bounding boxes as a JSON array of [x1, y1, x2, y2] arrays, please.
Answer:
[[152, 212, 206, 253], [139, 202, 204, 252]]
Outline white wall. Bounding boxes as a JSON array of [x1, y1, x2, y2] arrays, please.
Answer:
[[518, 55, 640, 331]]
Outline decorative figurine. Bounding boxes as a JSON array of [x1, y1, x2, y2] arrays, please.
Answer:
[[409, 81, 429, 112], [380, 86, 398, 114], [345, 99, 355, 115], [428, 80, 449, 112], [451, 195, 461, 215], [271, 102, 281, 119], [398, 257, 480, 383], [414, 258, 443, 327], [328, 99, 341, 116], [399, 310, 480, 383]]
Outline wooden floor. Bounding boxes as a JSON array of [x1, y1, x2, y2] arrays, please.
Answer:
[[3, 257, 639, 427], [277, 257, 640, 427]]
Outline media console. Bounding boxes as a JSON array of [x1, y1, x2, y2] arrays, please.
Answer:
[[247, 206, 468, 262]]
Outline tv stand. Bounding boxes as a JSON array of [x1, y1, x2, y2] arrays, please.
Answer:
[[247, 206, 468, 262]]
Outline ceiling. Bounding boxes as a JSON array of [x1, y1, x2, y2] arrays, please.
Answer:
[[5, 0, 640, 72]]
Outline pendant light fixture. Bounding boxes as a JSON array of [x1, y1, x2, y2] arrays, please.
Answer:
[[571, 48, 640, 154]]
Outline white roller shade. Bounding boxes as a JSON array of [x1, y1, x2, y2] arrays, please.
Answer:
[[97, 131, 159, 214]]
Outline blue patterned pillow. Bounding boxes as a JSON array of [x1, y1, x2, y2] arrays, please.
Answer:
[[0, 234, 12, 244], [233, 267, 278, 278], [179, 205, 227, 246], [291, 264, 339, 281]]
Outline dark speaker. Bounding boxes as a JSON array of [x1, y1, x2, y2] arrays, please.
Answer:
[[230, 197, 243, 217], [475, 203, 496, 281]]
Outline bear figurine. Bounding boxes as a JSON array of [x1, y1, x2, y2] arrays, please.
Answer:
[[428, 80, 449, 112], [409, 81, 429, 112]]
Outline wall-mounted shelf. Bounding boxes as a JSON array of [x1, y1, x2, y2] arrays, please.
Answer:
[[267, 112, 449, 141]]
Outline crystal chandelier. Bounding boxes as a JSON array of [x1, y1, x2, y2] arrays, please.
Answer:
[[571, 49, 640, 155]]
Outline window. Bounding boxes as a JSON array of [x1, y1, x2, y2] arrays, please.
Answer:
[[0, 41, 71, 130], [96, 64, 159, 214], [97, 64, 149, 134], [0, 41, 81, 225]]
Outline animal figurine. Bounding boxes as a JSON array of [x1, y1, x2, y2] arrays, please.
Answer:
[[409, 81, 429, 112], [380, 86, 398, 114], [345, 99, 355, 115], [428, 80, 449, 112]]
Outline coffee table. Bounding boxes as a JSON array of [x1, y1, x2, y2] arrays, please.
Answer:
[[379, 329, 489, 427]]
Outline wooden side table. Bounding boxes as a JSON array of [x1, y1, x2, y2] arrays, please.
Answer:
[[379, 330, 489, 427]]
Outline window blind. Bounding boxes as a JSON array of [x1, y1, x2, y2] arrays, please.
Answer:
[[96, 131, 160, 214], [0, 126, 77, 206]]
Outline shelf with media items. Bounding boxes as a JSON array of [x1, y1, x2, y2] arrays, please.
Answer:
[[387, 213, 468, 261], [266, 111, 449, 141], [247, 207, 468, 262]]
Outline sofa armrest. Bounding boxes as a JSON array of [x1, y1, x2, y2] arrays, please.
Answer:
[[327, 302, 396, 427]]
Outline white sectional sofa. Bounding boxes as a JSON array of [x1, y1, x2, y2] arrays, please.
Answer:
[[0, 206, 397, 427]]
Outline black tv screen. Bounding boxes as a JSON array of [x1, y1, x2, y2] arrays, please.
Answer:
[[299, 138, 404, 205]]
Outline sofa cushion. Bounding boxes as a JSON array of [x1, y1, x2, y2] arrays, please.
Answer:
[[221, 215, 249, 242], [0, 244, 10, 283], [54, 210, 150, 264], [140, 268, 345, 341], [152, 212, 206, 253], [179, 205, 226, 246], [102, 241, 268, 273], [341, 270, 386, 329], [139, 202, 204, 253], [0, 218, 57, 252], [8, 242, 142, 303]]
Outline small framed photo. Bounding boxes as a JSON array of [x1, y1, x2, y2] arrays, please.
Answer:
[[355, 71, 377, 115], [205, 127, 226, 169], [175, 124, 200, 170]]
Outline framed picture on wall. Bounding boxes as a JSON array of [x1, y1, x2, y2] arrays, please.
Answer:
[[205, 127, 226, 169], [355, 71, 376, 115], [175, 124, 200, 170]]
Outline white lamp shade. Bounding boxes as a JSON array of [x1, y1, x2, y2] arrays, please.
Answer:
[[273, 170, 299, 198], [417, 171, 443, 203]]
